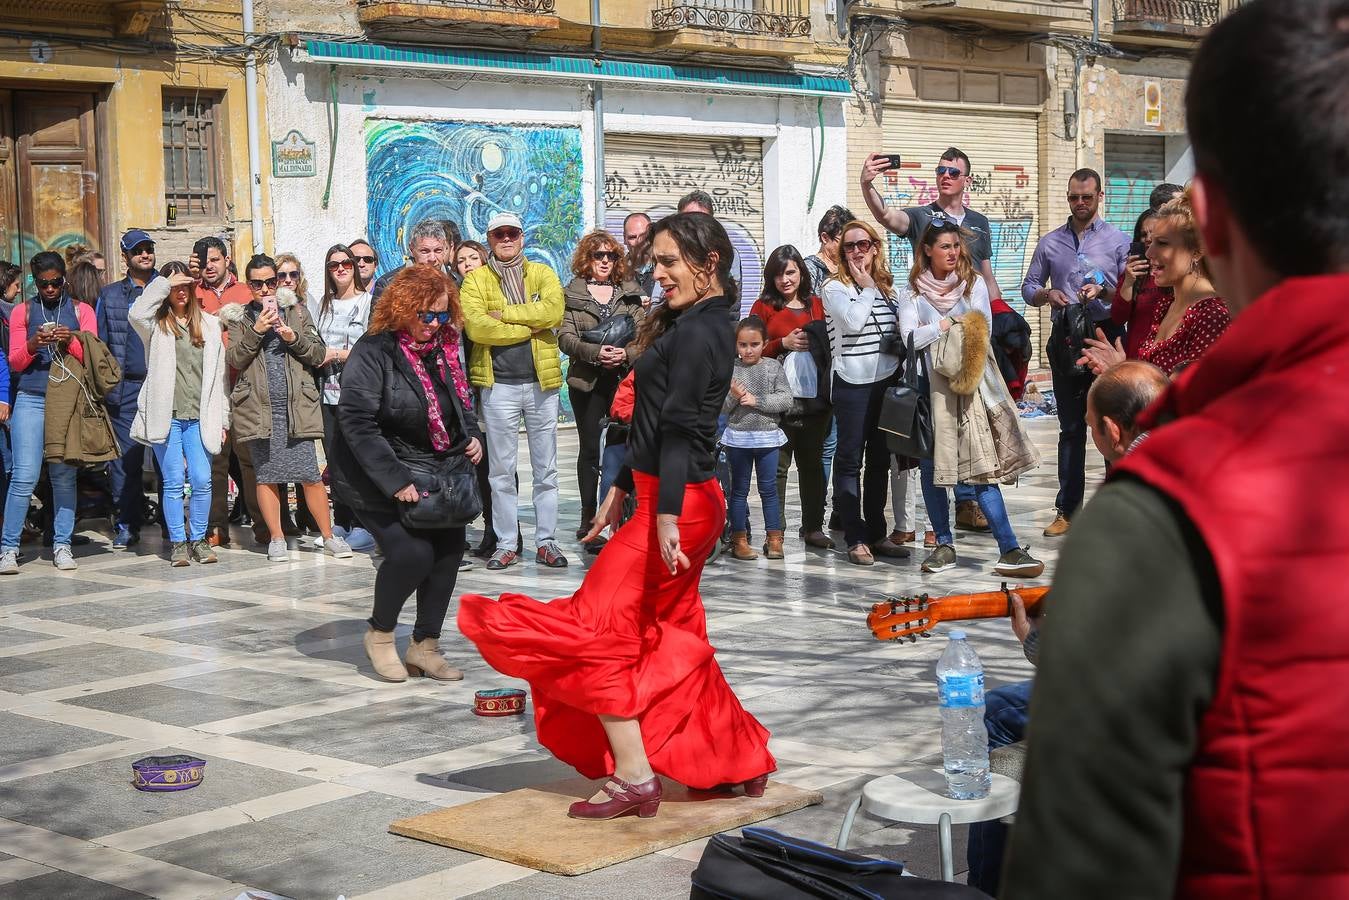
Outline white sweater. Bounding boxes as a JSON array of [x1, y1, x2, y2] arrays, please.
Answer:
[[896, 278, 991, 367], [127, 278, 229, 454], [821, 279, 901, 385]]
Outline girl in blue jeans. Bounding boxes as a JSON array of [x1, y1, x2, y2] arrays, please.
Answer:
[[129, 262, 228, 566], [722, 317, 793, 561]]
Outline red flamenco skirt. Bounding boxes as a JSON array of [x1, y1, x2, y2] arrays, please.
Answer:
[[458, 473, 775, 790]]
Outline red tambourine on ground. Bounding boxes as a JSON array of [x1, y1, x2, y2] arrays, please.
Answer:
[[474, 688, 527, 717]]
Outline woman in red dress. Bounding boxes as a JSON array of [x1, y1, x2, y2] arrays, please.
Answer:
[[458, 212, 775, 821], [1080, 193, 1230, 376]]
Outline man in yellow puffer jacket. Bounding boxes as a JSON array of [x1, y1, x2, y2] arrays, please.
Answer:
[[461, 212, 567, 571]]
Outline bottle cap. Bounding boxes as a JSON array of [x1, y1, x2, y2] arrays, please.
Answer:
[[949, 629, 967, 640]]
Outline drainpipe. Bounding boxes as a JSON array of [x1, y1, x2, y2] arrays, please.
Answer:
[[591, 0, 606, 229], [242, 0, 265, 254], [1091, 0, 1100, 42]]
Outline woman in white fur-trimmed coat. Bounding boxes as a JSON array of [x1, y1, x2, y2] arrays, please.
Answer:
[[129, 261, 228, 567]]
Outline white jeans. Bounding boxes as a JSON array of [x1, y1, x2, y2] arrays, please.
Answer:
[[481, 381, 560, 546], [890, 459, 928, 534]]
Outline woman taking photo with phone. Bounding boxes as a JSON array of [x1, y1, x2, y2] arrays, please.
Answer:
[[460, 213, 775, 821], [308, 244, 374, 550], [0, 253, 99, 573], [221, 255, 351, 562], [129, 262, 228, 566]]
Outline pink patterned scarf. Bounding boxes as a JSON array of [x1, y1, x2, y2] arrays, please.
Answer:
[[916, 269, 968, 315], [397, 327, 473, 452]]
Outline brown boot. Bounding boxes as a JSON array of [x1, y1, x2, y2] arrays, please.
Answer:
[[363, 627, 407, 682], [955, 500, 990, 532], [404, 637, 464, 681], [763, 530, 785, 559], [730, 531, 758, 561]]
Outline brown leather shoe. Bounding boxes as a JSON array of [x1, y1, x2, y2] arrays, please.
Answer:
[[871, 538, 911, 559], [206, 529, 230, 549], [923, 530, 938, 549], [847, 543, 875, 566], [889, 530, 916, 544], [568, 775, 662, 820], [955, 500, 991, 532], [1043, 512, 1071, 537], [730, 531, 758, 561], [803, 531, 835, 549], [762, 530, 785, 559]]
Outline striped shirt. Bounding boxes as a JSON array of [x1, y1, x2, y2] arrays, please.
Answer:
[[822, 279, 901, 385]]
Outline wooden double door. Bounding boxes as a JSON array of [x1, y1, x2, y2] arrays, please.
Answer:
[[0, 88, 101, 268]]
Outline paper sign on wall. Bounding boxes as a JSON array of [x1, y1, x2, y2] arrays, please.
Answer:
[[1145, 81, 1162, 128]]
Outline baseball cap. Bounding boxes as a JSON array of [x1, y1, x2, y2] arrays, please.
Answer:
[[120, 229, 155, 252], [486, 212, 523, 235]]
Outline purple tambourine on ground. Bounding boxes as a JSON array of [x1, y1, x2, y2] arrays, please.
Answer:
[[131, 755, 207, 791]]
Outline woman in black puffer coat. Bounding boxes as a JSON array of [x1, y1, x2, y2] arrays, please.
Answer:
[[331, 266, 483, 685]]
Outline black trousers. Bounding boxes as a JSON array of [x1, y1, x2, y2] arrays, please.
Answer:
[[320, 404, 354, 530], [569, 375, 621, 518], [830, 376, 892, 548], [1048, 318, 1122, 518], [776, 408, 832, 534], [363, 506, 466, 642]]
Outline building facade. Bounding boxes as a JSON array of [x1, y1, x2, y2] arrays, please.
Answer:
[[0, 0, 267, 281], [259, 0, 853, 309], [844, 0, 1242, 365]]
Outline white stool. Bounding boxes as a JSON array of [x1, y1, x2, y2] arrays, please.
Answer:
[[836, 768, 1020, 882]]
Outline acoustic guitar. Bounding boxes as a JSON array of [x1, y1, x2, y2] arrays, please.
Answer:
[[867, 583, 1049, 642]]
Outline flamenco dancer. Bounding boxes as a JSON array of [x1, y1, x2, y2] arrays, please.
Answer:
[[459, 212, 775, 820]]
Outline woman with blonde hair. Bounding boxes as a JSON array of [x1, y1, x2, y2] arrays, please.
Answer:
[[898, 218, 1042, 577], [558, 229, 645, 545], [821, 220, 906, 566], [128, 261, 228, 566]]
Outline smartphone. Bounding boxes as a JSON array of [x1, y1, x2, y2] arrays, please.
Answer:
[[39, 321, 57, 334], [262, 296, 278, 320], [1128, 240, 1146, 258], [883, 153, 902, 171]]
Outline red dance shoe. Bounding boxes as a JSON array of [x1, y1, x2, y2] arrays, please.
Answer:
[[567, 775, 662, 820], [705, 773, 772, 797]]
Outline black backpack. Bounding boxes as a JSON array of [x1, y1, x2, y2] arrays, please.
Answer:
[[690, 827, 991, 899]]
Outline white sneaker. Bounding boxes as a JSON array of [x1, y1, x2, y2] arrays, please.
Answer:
[[0, 550, 17, 575], [345, 526, 377, 552], [324, 535, 353, 558], [267, 539, 289, 562], [53, 544, 78, 571]]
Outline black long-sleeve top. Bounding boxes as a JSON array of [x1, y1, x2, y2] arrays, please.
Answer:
[[615, 295, 733, 516]]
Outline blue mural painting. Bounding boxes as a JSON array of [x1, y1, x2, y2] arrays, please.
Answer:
[[365, 120, 586, 421]]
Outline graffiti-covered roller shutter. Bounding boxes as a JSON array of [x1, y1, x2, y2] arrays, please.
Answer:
[[602, 134, 767, 312], [848, 104, 1042, 362], [1103, 133, 1165, 237]]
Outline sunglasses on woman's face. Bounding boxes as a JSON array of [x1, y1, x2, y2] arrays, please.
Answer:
[[36, 276, 65, 289], [591, 250, 620, 262], [352, 254, 377, 265], [490, 227, 522, 241], [248, 277, 279, 290], [277, 270, 300, 282], [326, 259, 353, 272], [842, 239, 875, 254], [417, 311, 451, 325]]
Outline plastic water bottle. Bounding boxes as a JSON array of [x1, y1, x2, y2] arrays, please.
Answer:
[[936, 630, 991, 800]]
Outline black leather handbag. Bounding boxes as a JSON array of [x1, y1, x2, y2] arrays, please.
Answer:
[[690, 827, 989, 899], [879, 334, 934, 459], [396, 383, 483, 530], [581, 313, 637, 348]]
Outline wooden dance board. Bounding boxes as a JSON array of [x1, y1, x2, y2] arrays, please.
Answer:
[[390, 776, 824, 876]]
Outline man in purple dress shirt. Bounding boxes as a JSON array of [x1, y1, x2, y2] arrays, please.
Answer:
[[1023, 169, 1129, 537]]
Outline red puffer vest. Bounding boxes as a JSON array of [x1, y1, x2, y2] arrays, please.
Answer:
[[1115, 274, 1349, 899]]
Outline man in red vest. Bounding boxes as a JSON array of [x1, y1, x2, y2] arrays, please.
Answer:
[[1002, 1, 1349, 897]]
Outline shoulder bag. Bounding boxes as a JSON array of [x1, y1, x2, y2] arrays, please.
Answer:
[[878, 333, 934, 459], [397, 355, 483, 530]]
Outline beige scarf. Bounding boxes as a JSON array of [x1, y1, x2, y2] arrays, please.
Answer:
[[489, 252, 528, 306], [916, 269, 967, 315]]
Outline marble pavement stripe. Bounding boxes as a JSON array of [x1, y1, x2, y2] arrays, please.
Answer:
[[193, 686, 418, 736], [0, 817, 245, 899], [0, 636, 87, 660], [350, 857, 534, 900], [331, 768, 492, 808], [24, 661, 228, 703], [0, 738, 159, 784], [0, 857, 54, 884], [99, 782, 366, 852], [768, 733, 944, 771]]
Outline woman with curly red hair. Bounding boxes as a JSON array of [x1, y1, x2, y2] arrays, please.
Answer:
[[330, 265, 484, 683], [557, 229, 645, 548]]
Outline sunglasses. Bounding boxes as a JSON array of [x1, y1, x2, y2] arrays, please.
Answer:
[[248, 277, 279, 290], [417, 311, 451, 325], [591, 250, 621, 262], [127, 243, 155, 256], [489, 227, 522, 241], [352, 255, 377, 265], [1067, 193, 1098, 203], [842, 239, 876, 254], [935, 165, 964, 178], [326, 259, 354, 272], [36, 276, 65, 289], [277, 270, 300, 282]]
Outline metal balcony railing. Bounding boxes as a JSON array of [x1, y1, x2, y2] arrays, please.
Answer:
[[651, 0, 811, 38], [1113, 0, 1220, 30], [358, 0, 557, 13]]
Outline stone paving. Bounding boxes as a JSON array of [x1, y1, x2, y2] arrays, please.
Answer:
[[0, 419, 1092, 899]]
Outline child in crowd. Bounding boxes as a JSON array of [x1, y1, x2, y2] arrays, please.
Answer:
[[722, 316, 793, 561]]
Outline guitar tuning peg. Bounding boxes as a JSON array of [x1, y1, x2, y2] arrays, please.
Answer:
[[908, 634, 918, 644]]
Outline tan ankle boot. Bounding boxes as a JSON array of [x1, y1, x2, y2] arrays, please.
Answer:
[[730, 531, 758, 561], [404, 637, 464, 681], [364, 627, 407, 682], [763, 530, 785, 559]]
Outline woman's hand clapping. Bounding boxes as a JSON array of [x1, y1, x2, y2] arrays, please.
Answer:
[[1077, 326, 1127, 375]]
